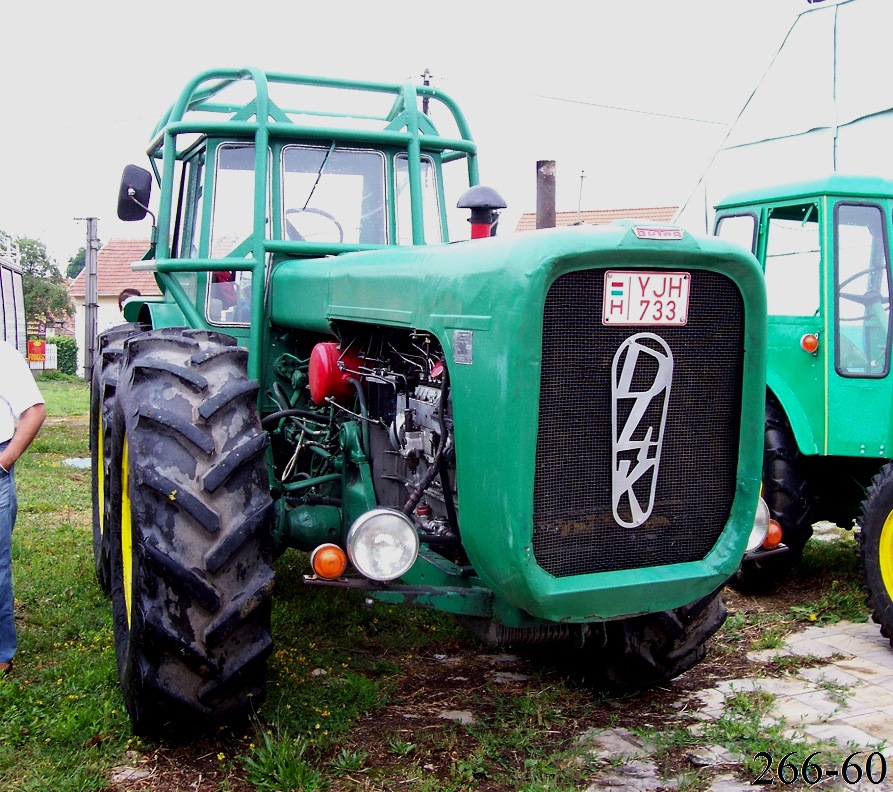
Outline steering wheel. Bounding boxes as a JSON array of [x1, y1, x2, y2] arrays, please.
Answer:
[[284, 207, 344, 243], [838, 267, 890, 320]]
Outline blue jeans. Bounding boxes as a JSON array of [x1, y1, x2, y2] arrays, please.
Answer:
[[0, 441, 17, 664]]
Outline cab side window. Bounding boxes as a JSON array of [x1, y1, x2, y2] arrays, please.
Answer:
[[715, 213, 757, 255], [835, 203, 891, 377], [764, 204, 821, 317], [206, 143, 267, 325]]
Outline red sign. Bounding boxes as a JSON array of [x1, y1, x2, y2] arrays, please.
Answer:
[[27, 339, 46, 362]]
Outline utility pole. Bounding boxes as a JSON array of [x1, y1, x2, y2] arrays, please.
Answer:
[[577, 170, 586, 224], [421, 68, 432, 116], [83, 217, 99, 381]]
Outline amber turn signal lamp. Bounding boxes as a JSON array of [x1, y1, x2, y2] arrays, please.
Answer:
[[800, 333, 819, 355], [762, 519, 783, 550], [310, 543, 348, 579]]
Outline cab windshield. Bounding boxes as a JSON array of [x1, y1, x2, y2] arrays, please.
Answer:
[[282, 145, 387, 244]]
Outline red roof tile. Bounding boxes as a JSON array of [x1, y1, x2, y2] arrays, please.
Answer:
[[68, 239, 162, 298], [514, 206, 678, 233]]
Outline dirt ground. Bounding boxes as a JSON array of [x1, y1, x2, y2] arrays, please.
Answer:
[[100, 572, 840, 792]]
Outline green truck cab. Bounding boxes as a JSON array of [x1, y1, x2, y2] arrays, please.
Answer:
[[95, 67, 769, 734], [714, 175, 893, 639]]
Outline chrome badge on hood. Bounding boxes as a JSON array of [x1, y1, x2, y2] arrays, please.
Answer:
[[611, 333, 674, 528]]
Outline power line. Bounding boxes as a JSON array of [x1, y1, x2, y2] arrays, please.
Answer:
[[532, 93, 728, 126]]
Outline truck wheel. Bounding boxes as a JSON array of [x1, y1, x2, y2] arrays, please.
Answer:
[[580, 589, 727, 691], [731, 395, 814, 591], [90, 324, 143, 594], [857, 463, 893, 648], [107, 328, 274, 735]]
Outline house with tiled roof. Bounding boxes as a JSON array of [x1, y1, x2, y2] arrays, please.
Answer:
[[514, 206, 678, 232], [68, 238, 161, 374]]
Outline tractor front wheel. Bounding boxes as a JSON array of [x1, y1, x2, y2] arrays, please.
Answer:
[[108, 328, 274, 735], [579, 589, 727, 691], [857, 462, 893, 648], [732, 395, 814, 591], [517, 589, 726, 692]]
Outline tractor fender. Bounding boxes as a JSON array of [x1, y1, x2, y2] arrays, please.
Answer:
[[765, 376, 819, 455], [128, 298, 188, 330]]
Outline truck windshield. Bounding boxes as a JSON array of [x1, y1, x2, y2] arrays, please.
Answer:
[[282, 145, 386, 244]]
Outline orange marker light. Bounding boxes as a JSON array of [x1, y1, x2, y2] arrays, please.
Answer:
[[800, 333, 819, 355], [310, 543, 348, 579], [762, 520, 783, 550]]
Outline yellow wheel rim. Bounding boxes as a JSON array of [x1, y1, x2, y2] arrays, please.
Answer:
[[97, 415, 105, 537], [121, 438, 134, 628], [881, 510, 893, 600]]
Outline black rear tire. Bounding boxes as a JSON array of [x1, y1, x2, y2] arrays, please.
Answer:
[[731, 394, 814, 592], [90, 323, 143, 594], [856, 462, 893, 648], [107, 328, 275, 735]]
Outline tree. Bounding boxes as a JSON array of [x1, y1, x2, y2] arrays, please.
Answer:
[[67, 247, 86, 279], [18, 236, 73, 324]]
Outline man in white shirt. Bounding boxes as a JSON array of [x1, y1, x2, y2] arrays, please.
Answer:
[[0, 339, 46, 676]]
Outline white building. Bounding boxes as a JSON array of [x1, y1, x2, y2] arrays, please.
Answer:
[[67, 238, 161, 376]]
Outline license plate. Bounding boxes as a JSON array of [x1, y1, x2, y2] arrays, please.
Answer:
[[602, 271, 690, 326]]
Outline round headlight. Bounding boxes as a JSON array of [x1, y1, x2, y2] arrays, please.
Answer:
[[346, 508, 420, 582], [745, 497, 771, 553]]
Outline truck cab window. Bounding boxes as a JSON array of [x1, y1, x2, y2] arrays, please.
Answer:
[[396, 154, 442, 245], [207, 143, 267, 324], [715, 213, 756, 254], [764, 203, 821, 316], [835, 203, 891, 376], [174, 150, 204, 259], [282, 145, 386, 245]]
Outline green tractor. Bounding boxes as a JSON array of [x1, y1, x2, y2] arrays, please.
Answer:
[[93, 67, 768, 735], [713, 174, 893, 632]]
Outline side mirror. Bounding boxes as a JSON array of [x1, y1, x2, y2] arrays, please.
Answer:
[[117, 165, 153, 222]]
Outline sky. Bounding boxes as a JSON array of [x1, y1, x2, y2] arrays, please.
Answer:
[[0, 0, 812, 267]]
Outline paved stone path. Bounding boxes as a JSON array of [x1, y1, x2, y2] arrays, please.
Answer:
[[576, 620, 893, 791]]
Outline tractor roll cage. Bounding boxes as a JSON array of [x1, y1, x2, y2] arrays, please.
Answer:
[[136, 66, 481, 379]]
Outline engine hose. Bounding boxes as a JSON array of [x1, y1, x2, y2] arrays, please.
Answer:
[[418, 532, 460, 545], [271, 382, 291, 411], [402, 369, 450, 515], [350, 378, 371, 456], [262, 408, 329, 427]]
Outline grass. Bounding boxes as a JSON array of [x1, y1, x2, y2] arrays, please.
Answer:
[[0, 384, 129, 791], [699, 687, 847, 777], [0, 379, 885, 791], [33, 374, 91, 418]]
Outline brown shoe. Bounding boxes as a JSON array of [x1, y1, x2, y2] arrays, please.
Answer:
[[0, 661, 11, 676]]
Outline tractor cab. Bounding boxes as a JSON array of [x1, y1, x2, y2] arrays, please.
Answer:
[[715, 175, 893, 459], [714, 174, 893, 584]]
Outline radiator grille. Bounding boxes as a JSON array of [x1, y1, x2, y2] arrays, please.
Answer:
[[532, 269, 744, 577]]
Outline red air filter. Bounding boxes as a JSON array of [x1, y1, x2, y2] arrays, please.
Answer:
[[308, 342, 362, 405]]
